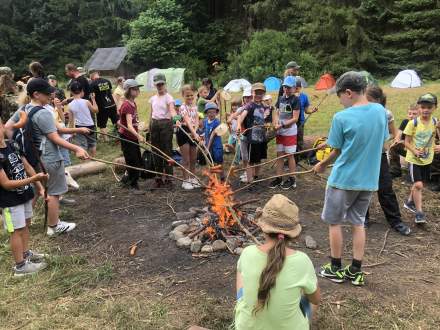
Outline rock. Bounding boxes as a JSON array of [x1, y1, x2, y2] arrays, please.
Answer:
[[174, 224, 190, 233], [212, 239, 227, 251], [171, 220, 188, 228], [190, 240, 202, 253], [189, 207, 205, 214], [234, 248, 244, 255], [176, 237, 192, 248], [226, 238, 241, 250], [201, 245, 214, 253], [175, 211, 196, 221], [169, 230, 185, 241], [305, 235, 317, 249]]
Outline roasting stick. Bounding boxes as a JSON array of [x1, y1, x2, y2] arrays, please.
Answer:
[[228, 206, 261, 245], [225, 137, 242, 183], [176, 126, 214, 166]]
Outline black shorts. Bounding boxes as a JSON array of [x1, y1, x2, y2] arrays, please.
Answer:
[[97, 105, 119, 128], [409, 163, 431, 183], [249, 142, 267, 165], [176, 126, 196, 147]]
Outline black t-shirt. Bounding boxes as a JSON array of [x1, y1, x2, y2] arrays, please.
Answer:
[[242, 102, 271, 143], [207, 88, 217, 100], [90, 78, 116, 110], [68, 75, 91, 100], [399, 119, 409, 140], [0, 143, 34, 208]]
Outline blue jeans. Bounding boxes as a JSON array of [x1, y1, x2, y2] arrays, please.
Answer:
[[60, 147, 71, 167]]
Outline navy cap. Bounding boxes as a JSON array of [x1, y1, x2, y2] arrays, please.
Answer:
[[27, 78, 56, 96]]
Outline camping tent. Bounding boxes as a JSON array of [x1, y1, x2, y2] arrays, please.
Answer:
[[223, 79, 251, 93], [136, 68, 185, 92], [391, 70, 422, 88], [315, 73, 336, 90], [359, 71, 378, 86], [264, 76, 281, 92], [84, 47, 133, 77]]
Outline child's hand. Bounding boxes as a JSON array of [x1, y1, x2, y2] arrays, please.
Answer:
[[434, 145, 440, 153], [275, 124, 282, 130], [413, 148, 424, 158], [316, 142, 327, 150], [312, 107, 318, 113], [313, 162, 326, 174], [138, 135, 145, 144], [78, 127, 91, 135], [90, 93, 96, 100], [31, 173, 48, 183], [75, 148, 89, 160], [36, 185, 46, 198]]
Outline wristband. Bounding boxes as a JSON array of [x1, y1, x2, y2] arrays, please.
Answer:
[[173, 115, 182, 124]]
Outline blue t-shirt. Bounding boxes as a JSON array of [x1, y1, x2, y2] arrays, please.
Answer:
[[327, 103, 389, 191], [298, 93, 310, 124], [204, 118, 223, 150]]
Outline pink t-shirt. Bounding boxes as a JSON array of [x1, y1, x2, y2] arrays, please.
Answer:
[[149, 93, 174, 120]]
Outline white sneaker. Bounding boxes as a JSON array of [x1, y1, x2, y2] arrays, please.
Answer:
[[190, 177, 201, 188], [47, 220, 77, 236], [14, 260, 47, 277], [25, 250, 49, 263], [182, 181, 194, 190], [65, 171, 79, 190], [240, 173, 248, 183]]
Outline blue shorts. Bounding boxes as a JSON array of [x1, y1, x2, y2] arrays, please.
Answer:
[[211, 147, 223, 164]]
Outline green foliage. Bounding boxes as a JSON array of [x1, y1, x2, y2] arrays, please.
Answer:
[[124, 0, 189, 68]]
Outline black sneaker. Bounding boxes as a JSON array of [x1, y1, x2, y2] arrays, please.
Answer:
[[392, 222, 411, 236], [415, 211, 427, 224], [343, 265, 365, 286], [269, 178, 282, 189], [319, 263, 345, 283], [281, 177, 296, 190]]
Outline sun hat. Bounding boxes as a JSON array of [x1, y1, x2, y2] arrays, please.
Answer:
[[256, 194, 302, 239], [252, 82, 266, 92], [175, 99, 182, 107], [263, 94, 272, 101], [204, 102, 219, 113], [214, 123, 229, 136], [153, 73, 166, 85], [417, 93, 437, 105], [27, 78, 56, 96], [286, 61, 301, 70], [242, 87, 252, 97], [282, 76, 297, 88], [335, 71, 367, 95], [123, 79, 143, 91]]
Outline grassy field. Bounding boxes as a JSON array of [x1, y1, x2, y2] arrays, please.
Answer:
[[1, 82, 440, 330]]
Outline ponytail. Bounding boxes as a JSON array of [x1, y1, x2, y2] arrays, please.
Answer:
[[253, 233, 288, 315]]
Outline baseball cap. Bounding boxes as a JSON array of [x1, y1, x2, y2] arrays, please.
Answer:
[[263, 94, 272, 101], [335, 71, 367, 95], [282, 76, 296, 88], [204, 102, 219, 113], [417, 93, 437, 105], [242, 87, 252, 97], [251, 82, 266, 92], [123, 79, 143, 90], [47, 74, 57, 80], [286, 61, 301, 70], [153, 73, 166, 85], [175, 99, 182, 107], [27, 78, 56, 96]]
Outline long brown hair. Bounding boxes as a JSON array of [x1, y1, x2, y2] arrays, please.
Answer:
[[253, 233, 288, 315], [366, 85, 387, 107]]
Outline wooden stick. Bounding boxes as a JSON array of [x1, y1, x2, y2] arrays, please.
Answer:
[[188, 225, 207, 239], [232, 198, 260, 208], [228, 206, 261, 245], [377, 228, 390, 259], [166, 194, 176, 215], [177, 126, 214, 166]]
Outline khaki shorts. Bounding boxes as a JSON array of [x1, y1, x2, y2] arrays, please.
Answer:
[[2, 200, 33, 233], [42, 160, 68, 196]]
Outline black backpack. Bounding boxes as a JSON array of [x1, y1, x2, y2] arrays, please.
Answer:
[[12, 105, 44, 168], [141, 149, 156, 179]]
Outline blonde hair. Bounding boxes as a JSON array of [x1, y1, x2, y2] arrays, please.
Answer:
[[17, 91, 31, 106], [409, 103, 418, 111], [181, 84, 195, 96], [231, 96, 242, 107], [198, 85, 208, 94]]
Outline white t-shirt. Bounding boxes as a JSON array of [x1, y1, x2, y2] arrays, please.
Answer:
[[68, 98, 94, 127], [149, 93, 174, 120], [180, 104, 198, 128]]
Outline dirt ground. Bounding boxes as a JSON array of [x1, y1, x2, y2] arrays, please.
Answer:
[[50, 157, 440, 330]]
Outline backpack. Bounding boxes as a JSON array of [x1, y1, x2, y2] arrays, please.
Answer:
[[12, 106, 44, 168], [141, 149, 156, 179], [413, 117, 437, 127]]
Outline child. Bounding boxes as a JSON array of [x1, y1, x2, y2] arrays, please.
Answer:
[[389, 104, 419, 178], [235, 194, 320, 330], [225, 97, 241, 158], [0, 117, 49, 276], [237, 83, 269, 183], [174, 99, 182, 114], [201, 77, 217, 100], [204, 102, 224, 175], [176, 85, 200, 190], [403, 93, 440, 224], [197, 85, 220, 116], [118, 79, 145, 191], [295, 77, 316, 158], [67, 82, 98, 157], [314, 71, 389, 286], [6, 78, 89, 236], [270, 76, 300, 190]]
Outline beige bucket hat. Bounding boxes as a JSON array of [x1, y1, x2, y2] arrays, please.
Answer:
[[214, 123, 229, 137], [256, 194, 302, 238]]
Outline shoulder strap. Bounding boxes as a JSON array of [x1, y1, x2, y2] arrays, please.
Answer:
[[433, 117, 437, 125], [413, 118, 418, 127]]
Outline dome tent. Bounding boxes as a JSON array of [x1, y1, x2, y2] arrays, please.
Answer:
[[391, 70, 422, 88], [315, 73, 336, 90], [263, 76, 281, 92]]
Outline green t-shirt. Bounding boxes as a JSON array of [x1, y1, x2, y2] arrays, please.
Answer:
[[235, 245, 317, 330], [197, 97, 208, 114]]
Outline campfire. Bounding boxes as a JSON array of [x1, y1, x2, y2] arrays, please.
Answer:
[[169, 166, 261, 255]]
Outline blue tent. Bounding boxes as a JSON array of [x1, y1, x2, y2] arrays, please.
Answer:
[[264, 76, 282, 92]]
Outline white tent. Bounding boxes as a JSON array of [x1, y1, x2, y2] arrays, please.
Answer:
[[391, 70, 422, 88], [223, 79, 251, 93], [136, 68, 185, 92]]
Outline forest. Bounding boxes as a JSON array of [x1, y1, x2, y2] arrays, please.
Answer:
[[1, 0, 440, 83]]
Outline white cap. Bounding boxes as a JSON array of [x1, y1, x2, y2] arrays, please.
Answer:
[[242, 87, 252, 97], [263, 94, 272, 101]]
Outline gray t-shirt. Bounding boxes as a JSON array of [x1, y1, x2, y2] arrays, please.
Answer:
[[11, 104, 63, 163]]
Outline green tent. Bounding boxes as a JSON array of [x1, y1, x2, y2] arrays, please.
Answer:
[[136, 68, 185, 92]]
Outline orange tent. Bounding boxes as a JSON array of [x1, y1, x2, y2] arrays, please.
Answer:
[[315, 73, 336, 90]]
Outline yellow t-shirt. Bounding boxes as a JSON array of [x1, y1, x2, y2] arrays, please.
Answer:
[[403, 116, 436, 165]]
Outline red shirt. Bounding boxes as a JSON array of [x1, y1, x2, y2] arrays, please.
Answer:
[[118, 100, 139, 141]]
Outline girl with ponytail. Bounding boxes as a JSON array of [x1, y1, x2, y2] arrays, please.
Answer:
[[234, 194, 320, 330]]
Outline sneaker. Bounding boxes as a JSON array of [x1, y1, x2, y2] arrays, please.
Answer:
[[343, 265, 365, 286], [415, 211, 427, 224], [24, 250, 48, 263], [60, 197, 76, 206], [392, 222, 411, 236], [403, 200, 417, 213], [319, 263, 345, 283], [47, 220, 76, 236], [14, 260, 47, 277], [65, 171, 79, 190], [190, 177, 201, 188], [269, 178, 282, 189], [281, 177, 296, 190], [182, 181, 194, 190]]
